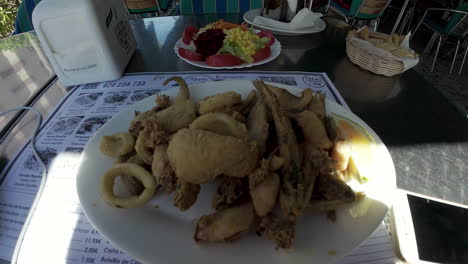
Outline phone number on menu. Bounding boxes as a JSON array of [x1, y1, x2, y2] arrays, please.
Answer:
[[103, 81, 146, 88]]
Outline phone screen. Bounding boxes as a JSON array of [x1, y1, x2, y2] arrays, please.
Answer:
[[408, 195, 468, 263]]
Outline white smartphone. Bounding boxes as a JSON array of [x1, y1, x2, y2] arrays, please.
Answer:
[[390, 189, 468, 264]]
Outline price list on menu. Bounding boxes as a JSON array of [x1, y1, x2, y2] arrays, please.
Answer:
[[0, 72, 396, 264]]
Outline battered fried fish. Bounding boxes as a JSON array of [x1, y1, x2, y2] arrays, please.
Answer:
[[307, 93, 326, 121], [212, 177, 246, 210], [295, 111, 333, 150], [256, 215, 295, 249], [250, 171, 280, 216], [190, 112, 249, 140], [195, 203, 255, 242], [198, 91, 242, 115], [266, 84, 314, 112], [233, 90, 257, 116], [249, 156, 283, 216], [247, 99, 269, 156], [152, 77, 197, 133], [151, 144, 177, 191], [99, 133, 135, 158], [253, 80, 303, 218], [167, 129, 259, 184], [174, 179, 200, 211]]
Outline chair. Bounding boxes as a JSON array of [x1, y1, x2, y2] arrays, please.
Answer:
[[13, 0, 172, 34], [412, 3, 468, 74], [328, 0, 393, 30], [179, 0, 262, 15], [13, 0, 41, 35]]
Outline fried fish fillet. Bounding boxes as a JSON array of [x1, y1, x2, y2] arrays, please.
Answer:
[[253, 80, 303, 218], [195, 203, 254, 242], [174, 179, 200, 211], [154, 100, 197, 133], [212, 177, 246, 210], [167, 129, 259, 184], [233, 90, 257, 116], [151, 144, 177, 191], [256, 215, 295, 249], [152, 77, 197, 133], [247, 99, 269, 156], [250, 171, 280, 216], [198, 91, 242, 115], [130, 77, 196, 137], [249, 155, 283, 217], [266, 84, 314, 112], [190, 112, 249, 140], [295, 111, 333, 149]]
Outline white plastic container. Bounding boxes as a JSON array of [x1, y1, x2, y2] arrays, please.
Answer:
[[32, 0, 136, 86]]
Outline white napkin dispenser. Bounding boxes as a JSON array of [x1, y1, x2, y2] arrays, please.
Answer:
[[32, 0, 136, 86]]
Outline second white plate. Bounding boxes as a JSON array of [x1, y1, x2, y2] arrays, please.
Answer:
[[243, 9, 327, 36], [174, 33, 281, 69]]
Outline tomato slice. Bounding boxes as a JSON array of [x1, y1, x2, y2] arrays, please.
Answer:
[[178, 48, 203, 61], [205, 54, 244, 67], [257, 31, 275, 46], [252, 45, 271, 62], [182, 26, 198, 45]]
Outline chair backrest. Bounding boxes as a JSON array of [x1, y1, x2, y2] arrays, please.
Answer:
[[349, 0, 391, 19], [14, 0, 42, 35], [447, 2, 468, 38], [180, 0, 262, 15]]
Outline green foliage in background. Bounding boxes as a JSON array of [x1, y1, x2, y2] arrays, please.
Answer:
[[0, 0, 20, 38], [0, 31, 35, 51]]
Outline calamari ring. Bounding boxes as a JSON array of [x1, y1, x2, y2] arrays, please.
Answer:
[[135, 134, 153, 164], [101, 163, 156, 208], [100, 133, 135, 158]]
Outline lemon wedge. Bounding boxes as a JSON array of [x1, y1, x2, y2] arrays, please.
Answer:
[[333, 114, 376, 184]]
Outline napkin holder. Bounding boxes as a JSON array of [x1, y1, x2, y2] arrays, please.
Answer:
[[262, 0, 305, 22], [32, 0, 136, 86]]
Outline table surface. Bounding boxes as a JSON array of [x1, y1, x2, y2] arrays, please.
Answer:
[[0, 13, 467, 264]]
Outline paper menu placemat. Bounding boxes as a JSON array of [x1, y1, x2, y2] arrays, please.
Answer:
[[0, 71, 396, 263]]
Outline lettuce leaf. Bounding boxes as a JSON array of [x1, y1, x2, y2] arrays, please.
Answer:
[[218, 40, 253, 63]]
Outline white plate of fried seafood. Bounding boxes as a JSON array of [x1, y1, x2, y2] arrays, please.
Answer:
[[76, 77, 396, 264]]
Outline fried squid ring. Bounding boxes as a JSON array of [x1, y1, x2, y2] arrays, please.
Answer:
[[135, 135, 154, 164], [101, 163, 156, 208], [100, 133, 136, 158]]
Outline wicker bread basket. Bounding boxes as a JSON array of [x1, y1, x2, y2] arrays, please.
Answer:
[[346, 31, 407, 77]]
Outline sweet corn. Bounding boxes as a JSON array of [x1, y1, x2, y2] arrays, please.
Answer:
[[224, 27, 262, 58]]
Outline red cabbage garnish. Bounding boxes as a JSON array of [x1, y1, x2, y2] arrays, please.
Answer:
[[194, 29, 226, 57]]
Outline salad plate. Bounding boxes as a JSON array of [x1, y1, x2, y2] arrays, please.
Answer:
[[243, 9, 327, 36], [174, 21, 282, 69], [174, 37, 281, 69]]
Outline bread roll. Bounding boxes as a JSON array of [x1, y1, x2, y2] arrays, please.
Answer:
[[376, 42, 399, 52], [392, 48, 417, 59], [359, 27, 370, 40]]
